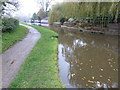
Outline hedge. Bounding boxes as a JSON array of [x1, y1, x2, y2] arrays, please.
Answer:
[[2, 18, 19, 33]]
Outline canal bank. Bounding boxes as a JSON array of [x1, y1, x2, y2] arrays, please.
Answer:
[[52, 22, 120, 36], [9, 24, 64, 88]]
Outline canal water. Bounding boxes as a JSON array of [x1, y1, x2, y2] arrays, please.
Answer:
[[49, 26, 118, 88]]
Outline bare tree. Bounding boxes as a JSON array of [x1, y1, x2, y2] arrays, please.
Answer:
[[35, 0, 54, 21], [35, 0, 54, 12]]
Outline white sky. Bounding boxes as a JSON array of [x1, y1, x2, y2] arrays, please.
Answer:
[[13, 0, 64, 20], [13, 0, 39, 18]]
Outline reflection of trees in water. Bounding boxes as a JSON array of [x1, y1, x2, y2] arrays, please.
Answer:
[[58, 30, 118, 88], [58, 29, 118, 53]]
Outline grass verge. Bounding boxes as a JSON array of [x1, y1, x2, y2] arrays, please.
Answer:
[[9, 24, 64, 88], [2, 25, 29, 53]]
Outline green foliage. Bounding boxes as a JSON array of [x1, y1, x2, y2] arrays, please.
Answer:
[[60, 18, 66, 25], [2, 25, 29, 53], [9, 24, 64, 88], [31, 13, 38, 20], [2, 18, 19, 33], [49, 3, 65, 24], [49, 2, 120, 26], [37, 9, 48, 20], [93, 14, 114, 27]]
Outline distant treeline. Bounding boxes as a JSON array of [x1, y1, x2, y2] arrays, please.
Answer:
[[49, 2, 120, 26]]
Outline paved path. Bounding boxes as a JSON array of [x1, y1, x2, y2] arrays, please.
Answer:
[[1, 24, 40, 88]]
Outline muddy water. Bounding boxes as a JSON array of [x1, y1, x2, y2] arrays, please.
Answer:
[[49, 26, 118, 88]]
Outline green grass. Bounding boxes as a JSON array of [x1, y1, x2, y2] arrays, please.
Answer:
[[9, 24, 64, 88], [2, 25, 29, 53]]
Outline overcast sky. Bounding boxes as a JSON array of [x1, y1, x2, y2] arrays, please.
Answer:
[[13, 0, 39, 19], [13, 0, 64, 20]]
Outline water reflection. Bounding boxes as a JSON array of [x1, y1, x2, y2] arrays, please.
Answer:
[[49, 26, 118, 88]]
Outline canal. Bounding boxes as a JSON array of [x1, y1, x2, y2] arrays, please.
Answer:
[[49, 26, 118, 88]]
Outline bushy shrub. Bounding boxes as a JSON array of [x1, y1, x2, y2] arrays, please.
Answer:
[[2, 18, 19, 33], [68, 18, 74, 22], [60, 18, 66, 25], [93, 14, 114, 27]]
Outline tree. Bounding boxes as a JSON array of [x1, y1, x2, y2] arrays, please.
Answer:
[[35, 0, 53, 12], [49, 2, 120, 25], [31, 13, 38, 23], [37, 9, 48, 19], [31, 13, 38, 20], [35, 0, 54, 20], [0, 0, 19, 18]]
